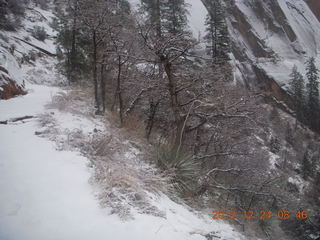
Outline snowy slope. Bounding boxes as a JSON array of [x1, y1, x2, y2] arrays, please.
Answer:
[[225, 0, 320, 88], [0, 2, 250, 239], [0, 84, 247, 240], [0, 1, 65, 99], [134, 0, 319, 91]]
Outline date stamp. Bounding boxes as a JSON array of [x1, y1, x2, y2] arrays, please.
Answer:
[[211, 210, 308, 220]]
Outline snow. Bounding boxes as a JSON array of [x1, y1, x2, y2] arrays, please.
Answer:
[[268, 151, 280, 169], [230, 0, 320, 86], [0, 2, 62, 91], [0, 83, 246, 240], [287, 176, 307, 193], [0, 2, 249, 239], [0, 47, 24, 85], [0, 84, 57, 121]]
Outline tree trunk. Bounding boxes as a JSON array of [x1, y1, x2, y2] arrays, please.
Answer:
[[118, 57, 124, 126], [100, 64, 106, 112], [92, 30, 99, 112], [214, 4, 217, 62], [162, 58, 184, 147], [146, 99, 160, 140], [155, 0, 162, 39], [112, 56, 123, 125], [70, 0, 77, 82]]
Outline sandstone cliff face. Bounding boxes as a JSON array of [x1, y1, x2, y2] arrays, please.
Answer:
[[0, 69, 26, 100], [305, 0, 320, 21], [202, 0, 320, 101]]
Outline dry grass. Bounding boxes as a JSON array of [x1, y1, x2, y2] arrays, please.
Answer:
[[43, 86, 173, 219], [122, 113, 146, 137], [46, 85, 94, 117], [94, 157, 170, 219]]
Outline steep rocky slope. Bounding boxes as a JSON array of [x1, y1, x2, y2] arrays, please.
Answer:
[[202, 0, 320, 102], [0, 2, 62, 99], [305, 0, 320, 21]]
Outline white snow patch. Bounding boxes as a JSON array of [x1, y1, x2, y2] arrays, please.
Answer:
[[268, 151, 280, 169], [288, 176, 308, 193]]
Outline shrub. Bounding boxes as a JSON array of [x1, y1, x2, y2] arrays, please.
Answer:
[[0, 0, 25, 31], [156, 145, 199, 192], [0, 15, 21, 31], [21, 51, 37, 63], [32, 26, 47, 41], [285, 123, 295, 146], [28, 51, 37, 62], [9, 44, 16, 54], [35, 0, 49, 10], [301, 149, 313, 179], [269, 136, 281, 153]]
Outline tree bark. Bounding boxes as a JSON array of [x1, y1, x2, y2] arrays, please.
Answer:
[[162, 58, 184, 147], [146, 99, 160, 140], [100, 64, 106, 112], [92, 30, 100, 112], [112, 56, 123, 125], [70, 0, 77, 82]]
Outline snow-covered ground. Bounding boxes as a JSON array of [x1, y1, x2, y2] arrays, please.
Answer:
[[0, 84, 246, 240], [0, 2, 250, 239]]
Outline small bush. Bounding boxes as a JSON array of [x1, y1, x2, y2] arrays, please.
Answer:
[[0, 16, 21, 31], [9, 44, 16, 54], [28, 51, 37, 62], [285, 123, 295, 145], [0, 0, 25, 31], [156, 145, 199, 192], [269, 136, 281, 153], [35, 0, 49, 10], [32, 26, 47, 41], [21, 53, 30, 64], [20, 51, 37, 63]]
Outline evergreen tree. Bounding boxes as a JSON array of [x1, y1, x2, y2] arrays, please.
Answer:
[[140, 0, 191, 39], [289, 65, 305, 123], [140, 0, 163, 37], [305, 57, 320, 130], [203, 0, 229, 63], [161, 0, 190, 36], [285, 122, 294, 145], [270, 136, 281, 153], [301, 149, 312, 179], [56, 0, 90, 82]]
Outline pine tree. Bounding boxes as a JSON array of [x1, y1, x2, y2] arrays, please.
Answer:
[[56, 0, 91, 83], [289, 65, 305, 123], [301, 149, 312, 179], [204, 0, 229, 63], [140, 0, 163, 37], [305, 57, 320, 130], [161, 0, 190, 36], [140, 0, 191, 38], [285, 122, 295, 145]]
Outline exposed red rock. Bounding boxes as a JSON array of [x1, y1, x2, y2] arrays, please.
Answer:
[[0, 68, 26, 100], [305, 0, 320, 21]]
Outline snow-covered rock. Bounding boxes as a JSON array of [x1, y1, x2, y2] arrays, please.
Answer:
[[0, 1, 64, 99], [226, 0, 320, 88]]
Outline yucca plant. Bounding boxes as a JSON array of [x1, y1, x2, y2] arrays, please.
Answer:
[[156, 145, 199, 192]]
